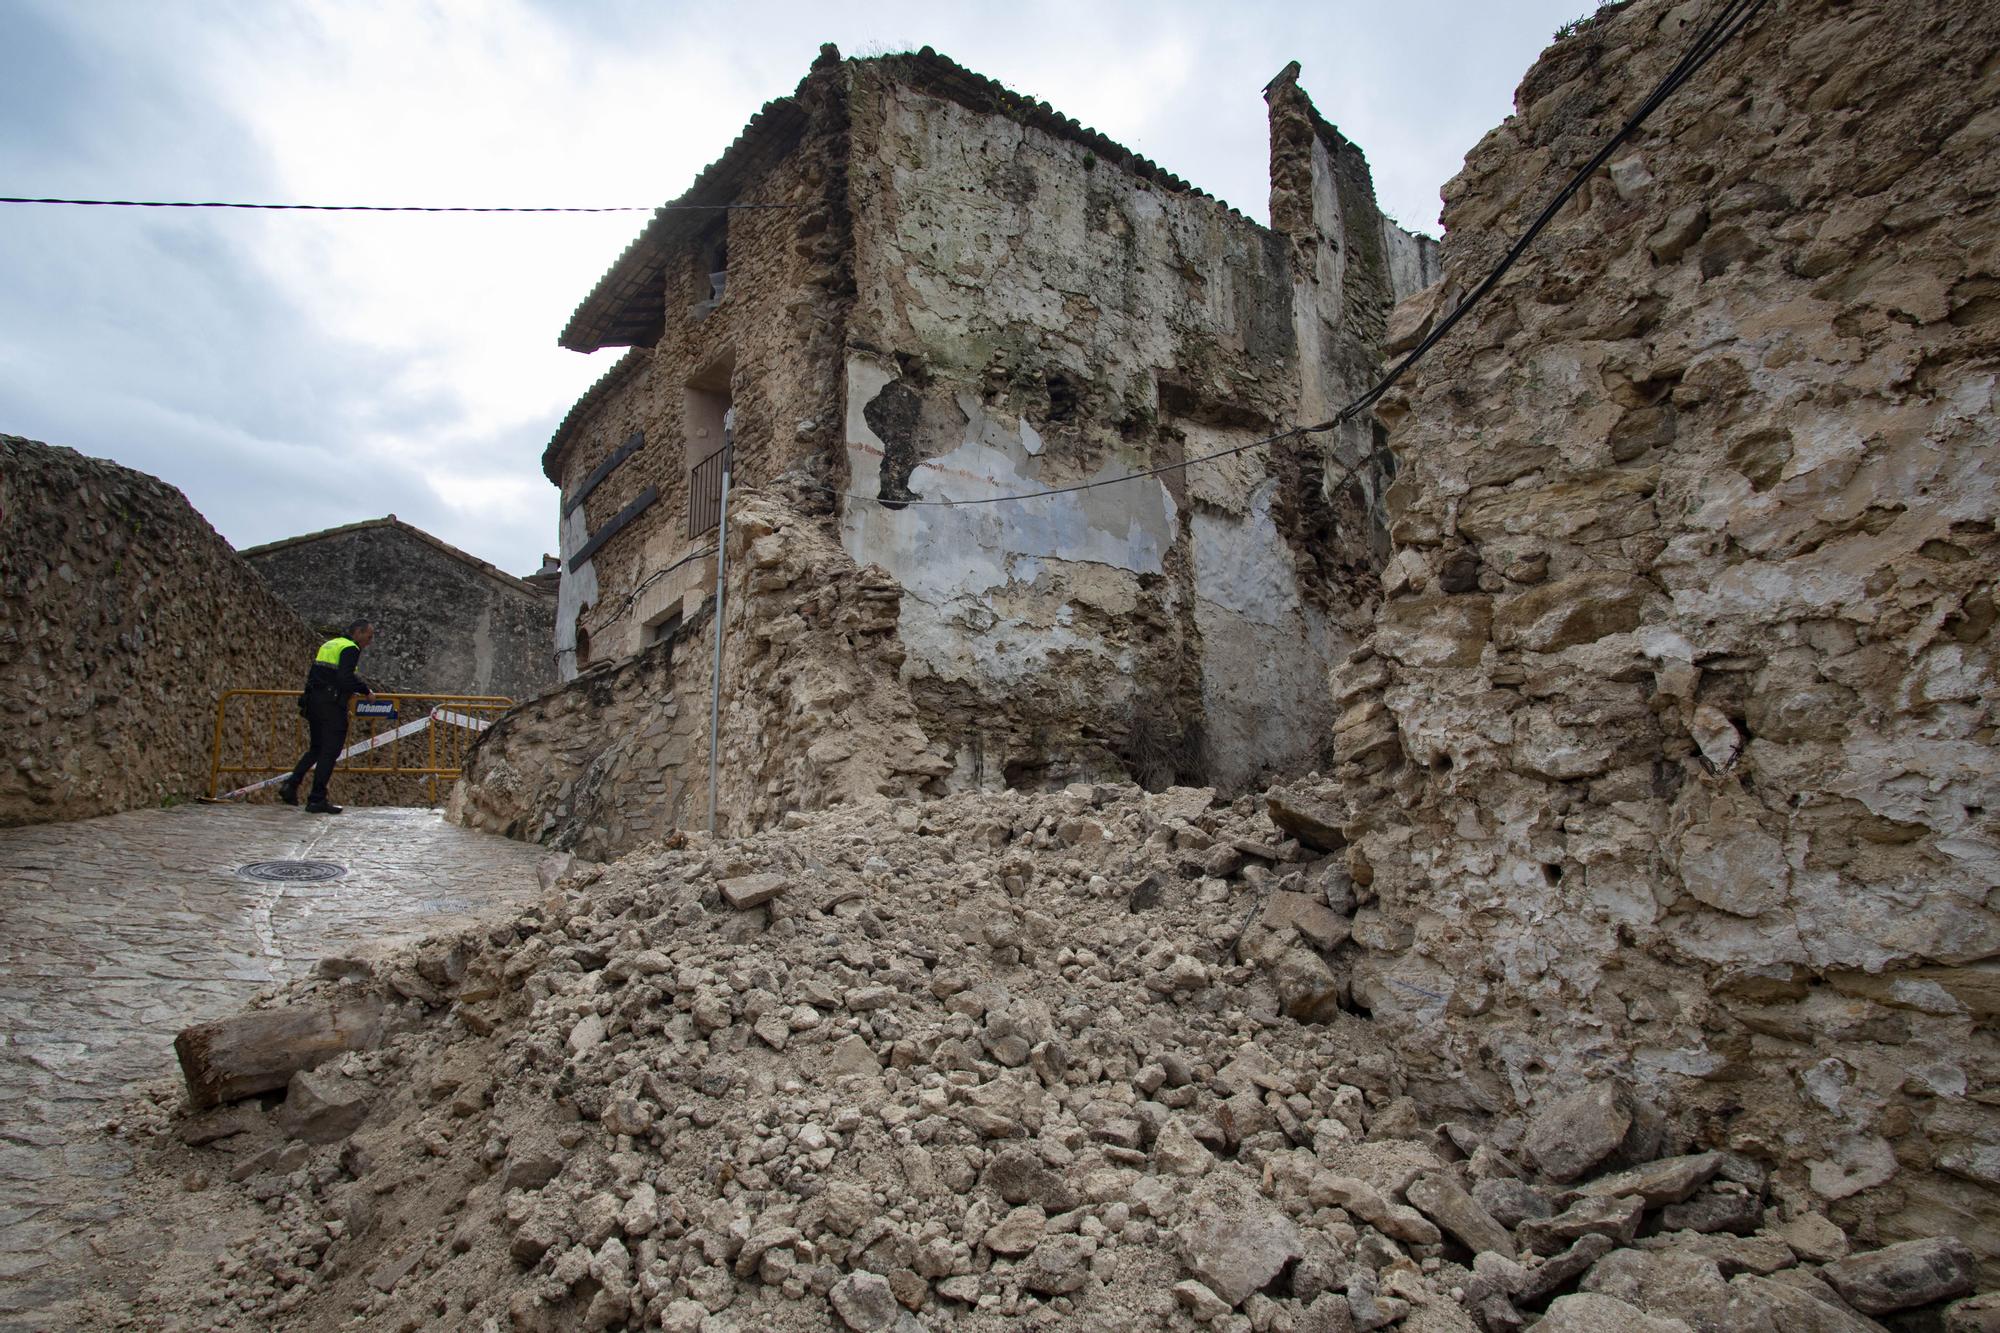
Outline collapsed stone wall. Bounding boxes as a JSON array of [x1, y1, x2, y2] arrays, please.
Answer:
[[0, 436, 317, 824], [1323, 0, 2000, 1273], [453, 493, 947, 855]]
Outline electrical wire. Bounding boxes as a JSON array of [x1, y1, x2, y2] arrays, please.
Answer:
[[0, 197, 797, 213], [582, 543, 718, 632], [748, 0, 1767, 513]]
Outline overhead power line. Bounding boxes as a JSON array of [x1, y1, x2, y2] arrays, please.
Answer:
[[755, 0, 1768, 514], [0, 196, 796, 213]]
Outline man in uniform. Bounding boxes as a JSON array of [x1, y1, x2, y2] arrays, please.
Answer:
[[279, 619, 375, 814]]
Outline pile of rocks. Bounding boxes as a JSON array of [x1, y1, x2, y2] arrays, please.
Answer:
[[137, 784, 1995, 1331]]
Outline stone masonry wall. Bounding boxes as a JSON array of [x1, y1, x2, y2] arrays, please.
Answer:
[[548, 51, 854, 680], [245, 520, 557, 702], [0, 436, 316, 824], [835, 57, 1413, 795], [452, 493, 946, 857], [1322, 0, 2000, 1273]]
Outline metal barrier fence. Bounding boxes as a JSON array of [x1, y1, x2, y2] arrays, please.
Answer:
[[208, 690, 515, 804]]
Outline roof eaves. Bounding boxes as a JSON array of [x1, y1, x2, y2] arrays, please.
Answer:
[[542, 347, 649, 484], [557, 97, 812, 354]]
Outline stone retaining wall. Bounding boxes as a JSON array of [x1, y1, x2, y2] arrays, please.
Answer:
[[0, 436, 316, 824]]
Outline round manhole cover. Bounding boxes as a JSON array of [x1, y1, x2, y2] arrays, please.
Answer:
[[237, 860, 348, 883]]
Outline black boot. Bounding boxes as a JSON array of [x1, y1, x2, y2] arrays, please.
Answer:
[[277, 779, 299, 807], [305, 800, 344, 815]]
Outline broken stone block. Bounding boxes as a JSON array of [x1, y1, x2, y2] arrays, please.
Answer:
[[1491, 573, 1647, 652], [1536, 1293, 1695, 1332], [829, 1270, 898, 1331], [173, 996, 385, 1109], [982, 1146, 1077, 1212], [1725, 1274, 1884, 1332], [1173, 1278, 1233, 1322], [1821, 1237, 1976, 1315], [501, 1149, 563, 1193], [719, 873, 785, 910], [1524, 1084, 1632, 1183], [1657, 1185, 1763, 1235], [1518, 1195, 1644, 1256], [1659, 1232, 1795, 1277], [1474, 1177, 1552, 1229], [1265, 789, 1349, 853], [1020, 1234, 1090, 1295], [1153, 1116, 1214, 1178], [1514, 1233, 1616, 1307], [1575, 1152, 1723, 1207], [1581, 1248, 1733, 1331], [1308, 1174, 1439, 1245], [1946, 1292, 2000, 1333], [275, 1067, 370, 1144], [1178, 1190, 1306, 1307], [1404, 1171, 1515, 1258], [982, 1205, 1046, 1257], [1264, 889, 1352, 949]]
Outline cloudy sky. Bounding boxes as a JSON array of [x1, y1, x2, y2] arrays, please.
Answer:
[[0, 0, 1584, 576]]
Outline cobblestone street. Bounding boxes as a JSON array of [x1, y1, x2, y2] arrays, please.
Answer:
[[0, 804, 544, 1329]]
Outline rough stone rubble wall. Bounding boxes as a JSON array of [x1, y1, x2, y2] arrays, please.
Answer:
[[1328, 0, 2000, 1269], [453, 494, 945, 854], [0, 436, 317, 824], [248, 525, 557, 702], [836, 65, 1404, 795], [550, 54, 854, 681], [526, 55, 1417, 841]]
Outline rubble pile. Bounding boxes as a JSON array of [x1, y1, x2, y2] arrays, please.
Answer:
[[134, 786, 1996, 1331]]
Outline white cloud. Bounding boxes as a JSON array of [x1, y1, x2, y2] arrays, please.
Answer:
[[1, 0, 1589, 574]]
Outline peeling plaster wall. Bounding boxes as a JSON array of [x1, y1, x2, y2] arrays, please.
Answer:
[[1323, 0, 2000, 1270], [516, 51, 1411, 841], [836, 70, 1403, 792]]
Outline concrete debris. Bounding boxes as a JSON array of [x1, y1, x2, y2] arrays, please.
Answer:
[[124, 781, 1993, 1329]]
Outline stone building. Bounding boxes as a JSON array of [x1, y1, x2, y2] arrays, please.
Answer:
[[244, 516, 558, 702], [509, 45, 1433, 843], [0, 435, 316, 825]]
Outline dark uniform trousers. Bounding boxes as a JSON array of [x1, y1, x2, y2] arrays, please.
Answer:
[[287, 689, 349, 803]]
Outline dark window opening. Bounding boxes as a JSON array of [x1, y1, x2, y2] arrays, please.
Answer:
[[645, 609, 683, 653], [695, 227, 728, 316], [687, 352, 735, 538]]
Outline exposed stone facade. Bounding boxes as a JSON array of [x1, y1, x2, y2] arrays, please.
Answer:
[[244, 516, 557, 703], [0, 435, 315, 825], [533, 47, 1430, 817], [453, 493, 942, 852], [1322, 0, 2000, 1275]]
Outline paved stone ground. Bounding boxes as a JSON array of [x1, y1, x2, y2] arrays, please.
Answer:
[[0, 803, 544, 1330]]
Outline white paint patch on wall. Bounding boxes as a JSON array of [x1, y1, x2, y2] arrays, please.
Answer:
[[554, 503, 596, 684], [1191, 478, 1341, 790], [839, 356, 1176, 694]]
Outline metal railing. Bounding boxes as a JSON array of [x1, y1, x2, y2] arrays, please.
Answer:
[[208, 690, 515, 804], [689, 442, 730, 538]]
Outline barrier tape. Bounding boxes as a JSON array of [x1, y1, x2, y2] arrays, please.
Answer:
[[220, 707, 493, 800]]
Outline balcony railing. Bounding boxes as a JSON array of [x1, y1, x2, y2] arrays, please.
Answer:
[[688, 442, 730, 538]]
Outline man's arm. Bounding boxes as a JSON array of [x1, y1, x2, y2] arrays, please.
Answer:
[[335, 645, 370, 696]]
